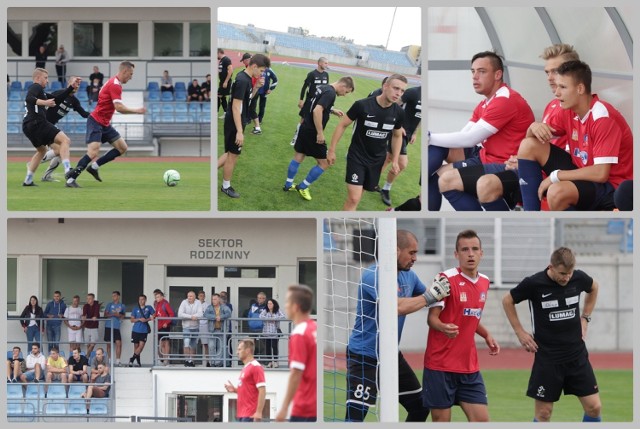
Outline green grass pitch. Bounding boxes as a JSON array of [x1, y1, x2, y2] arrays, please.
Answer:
[[7, 161, 210, 211], [324, 369, 633, 422], [217, 63, 421, 211]]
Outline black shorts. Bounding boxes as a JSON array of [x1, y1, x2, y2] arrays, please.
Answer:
[[422, 369, 488, 408], [294, 127, 327, 159], [542, 144, 615, 210], [298, 99, 312, 118], [131, 331, 149, 344], [386, 135, 409, 156], [23, 121, 61, 148], [345, 155, 385, 192], [458, 163, 520, 208], [218, 81, 231, 96], [223, 116, 247, 155], [398, 351, 422, 396], [158, 326, 171, 340], [527, 351, 599, 402], [104, 328, 121, 342], [346, 348, 379, 408]]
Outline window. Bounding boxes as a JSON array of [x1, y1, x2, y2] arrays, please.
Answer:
[[28, 22, 57, 57], [7, 22, 22, 57], [189, 23, 210, 57], [7, 258, 17, 312], [109, 23, 138, 57], [167, 266, 218, 277], [74, 23, 103, 56], [224, 267, 276, 278], [42, 259, 89, 305], [98, 259, 144, 310], [154, 23, 183, 57], [298, 260, 317, 314]]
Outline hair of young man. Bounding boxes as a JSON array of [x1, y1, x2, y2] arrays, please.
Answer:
[[32, 68, 48, 80], [471, 51, 504, 73], [250, 53, 271, 68], [139, 294, 147, 300], [73, 295, 80, 300], [32, 343, 41, 350], [556, 60, 592, 93], [455, 229, 482, 251], [119, 61, 135, 71], [50, 346, 59, 353], [87, 293, 96, 299], [385, 73, 408, 86], [153, 289, 164, 296], [337, 76, 355, 90], [112, 291, 120, 296], [240, 339, 255, 353], [217, 48, 224, 54], [73, 346, 81, 354], [318, 56, 328, 64], [540, 43, 580, 62], [549, 247, 576, 269], [288, 284, 314, 314], [397, 229, 418, 250], [14, 346, 21, 352]]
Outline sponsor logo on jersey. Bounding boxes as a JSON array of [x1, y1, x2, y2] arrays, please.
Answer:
[[382, 123, 394, 130], [583, 134, 589, 146], [460, 292, 467, 302], [351, 173, 359, 183], [565, 295, 579, 306], [463, 307, 482, 319], [541, 300, 558, 309], [479, 292, 486, 302], [571, 129, 578, 141], [459, 281, 466, 286], [542, 293, 552, 298], [364, 120, 379, 128], [573, 148, 589, 165], [366, 130, 389, 139], [366, 114, 375, 118], [548, 308, 576, 321]]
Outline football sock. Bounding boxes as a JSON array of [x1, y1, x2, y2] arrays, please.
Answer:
[[428, 176, 442, 211], [517, 159, 543, 211], [582, 414, 601, 422], [42, 149, 56, 162], [76, 155, 92, 171], [400, 392, 429, 422], [427, 145, 450, 211], [222, 180, 231, 189], [395, 196, 421, 211], [442, 189, 482, 211], [382, 181, 392, 191], [286, 159, 301, 186], [24, 171, 34, 184], [298, 165, 324, 190], [481, 198, 510, 211], [96, 148, 121, 166], [62, 159, 71, 173]]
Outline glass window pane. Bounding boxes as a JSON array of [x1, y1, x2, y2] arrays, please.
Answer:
[[428, 8, 490, 61], [74, 23, 103, 56], [189, 22, 210, 57], [154, 23, 183, 57], [28, 22, 57, 57], [42, 259, 89, 305], [109, 23, 138, 57], [98, 259, 144, 311], [166, 266, 218, 277], [7, 258, 18, 312], [7, 22, 22, 57], [298, 260, 317, 315]]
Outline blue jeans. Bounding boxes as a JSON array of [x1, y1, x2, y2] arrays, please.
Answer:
[[46, 323, 61, 352], [26, 325, 41, 351]]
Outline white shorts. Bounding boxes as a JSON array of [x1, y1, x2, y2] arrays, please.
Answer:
[[68, 328, 83, 343], [84, 328, 99, 343]]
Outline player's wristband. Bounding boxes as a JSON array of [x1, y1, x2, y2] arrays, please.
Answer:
[[550, 170, 561, 184]]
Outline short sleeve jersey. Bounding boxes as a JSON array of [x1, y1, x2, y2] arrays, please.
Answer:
[[509, 268, 593, 362], [46, 91, 88, 125], [470, 83, 535, 164], [542, 99, 568, 150], [301, 70, 329, 101], [401, 86, 422, 138], [218, 56, 232, 81], [346, 97, 405, 164], [104, 302, 126, 329], [545, 94, 633, 188], [23, 83, 74, 125], [301, 84, 337, 132], [131, 305, 155, 334], [236, 360, 266, 418], [348, 264, 426, 359], [91, 76, 123, 126], [289, 319, 317, 418], [228, 71, 253, 125], [424, 267, 490, 373]]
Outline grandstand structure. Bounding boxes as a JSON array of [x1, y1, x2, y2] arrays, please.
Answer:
[[217, 21, 420, 75], [7, 8, 211, 157]]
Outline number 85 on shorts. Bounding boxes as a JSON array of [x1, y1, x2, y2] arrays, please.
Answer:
[[346, 352, 379, 407]]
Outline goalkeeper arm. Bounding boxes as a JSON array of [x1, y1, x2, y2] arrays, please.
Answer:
[[397, 274, 451, 315]]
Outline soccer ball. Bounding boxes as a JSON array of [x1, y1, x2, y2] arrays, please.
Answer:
[[163, 169, 180, 187]]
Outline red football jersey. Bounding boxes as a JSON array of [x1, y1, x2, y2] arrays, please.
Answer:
[[546, 94, 633, 188], [542, 99, 569, 150], [236, 360, 266, 418], [289, 319, 317, 418], [471, 84, 534, 164], [424, 267, 490, 373], [90, 76, 123, 126]]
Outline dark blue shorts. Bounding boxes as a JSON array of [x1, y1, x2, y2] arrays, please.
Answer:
[[86, 115, 121, 145], [422, 368, 488, 408]]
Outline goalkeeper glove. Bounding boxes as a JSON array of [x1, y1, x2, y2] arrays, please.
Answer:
[[422, 274, 450, 306]]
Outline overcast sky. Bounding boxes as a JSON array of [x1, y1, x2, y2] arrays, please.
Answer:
[[218, 7, 421, 51]]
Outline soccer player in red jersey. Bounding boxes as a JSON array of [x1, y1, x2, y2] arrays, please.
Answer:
[[517, 60, 633, 210], [65, 61, 146, 187], [422, 230, 500, 422], [224, 339, 266, 422], [275, 284, 317, 422]]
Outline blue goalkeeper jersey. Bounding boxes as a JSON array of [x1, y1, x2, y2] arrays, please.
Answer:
[[347, 264, 427, 359]]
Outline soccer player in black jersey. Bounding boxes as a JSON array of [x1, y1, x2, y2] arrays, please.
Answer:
[[328, 74, 407, 211], [39, 78, 91, 182], [379, 85, 421, 206], [217, 48, 233, 118], [21, 68, 81, 187], [290, 57, 329, 145], [502, 247, 602, 423], [217, 53, 271, 198], [283, 77, 354, 201]]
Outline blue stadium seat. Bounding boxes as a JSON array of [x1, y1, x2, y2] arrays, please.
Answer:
[[8, 113, 23, 123], [25, 384, 45, 399], [161, 91, 174, 102], [149, 102, 162, 114], [8, 124, 21, 134], [10, 81, 22, 91], [147, 82, 159, 92], [152, 113, 161, 123], [50, 81, 63, 90], [8, 101, 23, 112], [198, 112, 211, 123], [7, 384, 24, 398], [9, 91, 22, 101], [76, 91, 89, 102], [45, 400, 67, 415], [174, 81, 186, 92], [8, 399, 24, 415], [161, 103, 175, 114], [89, 399, 109, 415], [148, 90, 161, 102], [67, 384, 86, 399], [174, 103, 188, 113], [67, 399, 87, 415], [159, 114, 175, 123], [174, 90, 187, 102], [201, 103, 211, 113], [188, 103, 201, 113], [175, 114, 195, 123], [74, 124, 88, 134], [46, 384, 67, 399], [23, 80, 33, 90]]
